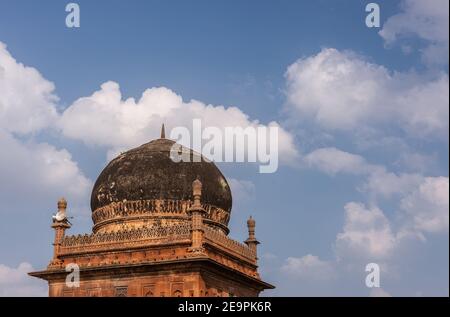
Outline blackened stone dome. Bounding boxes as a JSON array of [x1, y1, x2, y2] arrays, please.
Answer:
[[90, 138, 232, 213]]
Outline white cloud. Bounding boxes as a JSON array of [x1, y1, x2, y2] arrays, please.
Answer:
[[282, 190, 448, 294], [280, 5, 449, 294], [59, 81, 299, 166], [364, 169, 424, 198], [0, 42, 58, 134], [400, 177, 449, 233], [397, 75, 449, 136], [303, 148, 448, 235], [285, 48, 449, 138], [302, 147, 422, 197], [379, 0, 449, 66], [0, 262, 47, 296], [281, 254, 335, 281], [398, 152, 439, 174], [303, 147, 370, 176], [0, 131, 91, 210], [332, 176, 448, 262], [335, 202, 397, 260], [363, 171, 449, 235], [334, 175, 447, 259], [286, 49, 390, 130], [0, 42, 91, 213]]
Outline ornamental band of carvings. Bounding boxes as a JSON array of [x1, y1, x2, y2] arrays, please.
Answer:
[[62, 223, 191, 247], [92, 199, 230, 227], [58, 223, 256, 262], [204, 227, 256, 261]]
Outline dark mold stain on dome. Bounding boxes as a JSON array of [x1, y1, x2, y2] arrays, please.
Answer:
[[90, 138, 232, 213]]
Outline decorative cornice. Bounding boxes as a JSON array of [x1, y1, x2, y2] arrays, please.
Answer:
[[91, 199, 230, 233], [30, 258, 274, 290], [60, 223, 191, 254], [57, 223, 256, 266], [204, 227, 256, 263]]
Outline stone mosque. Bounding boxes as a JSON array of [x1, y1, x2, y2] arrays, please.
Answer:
[[29, 125, 274, 297]]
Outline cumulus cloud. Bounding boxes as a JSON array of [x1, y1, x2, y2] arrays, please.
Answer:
[[285, 48, 449, 138], [0, 131, 91, 210], [302, 143, 449, 232], [303, 147, 370, 176], [363, 172, 449, 235], [379, 0, 449, 66], [304, 144, 448, 226], [335, 202, 397, 260], [280, 4, 448, 295], [293, 177, 448, 282], [0, 42, 91, 213], [0, 262, 47, 296], [364, 169, 424, 199], [0, 42, 58, 134], [400, 177, 449, 234], [303, 147, 448, 235], [302, 146, 422, 196], [281, 192, 447, 295], [59, 81, 299, 166], [281, 254, 335, 281]]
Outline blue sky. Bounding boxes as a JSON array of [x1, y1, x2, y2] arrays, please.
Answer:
[[0, 0, 448, 296]]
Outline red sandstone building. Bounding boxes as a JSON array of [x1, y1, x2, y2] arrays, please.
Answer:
[[29, 127, 274, 297]]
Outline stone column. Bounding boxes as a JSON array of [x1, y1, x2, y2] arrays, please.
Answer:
[[50, 198, 71, 267], [188, 179, 206, 255], [245, 216, 260, 259]]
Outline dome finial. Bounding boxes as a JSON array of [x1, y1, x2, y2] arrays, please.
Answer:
[[57, 197, 67, 211], [192, 178, 203, 206], [245, 214, 259, 253], [160, 123, 166, 139]]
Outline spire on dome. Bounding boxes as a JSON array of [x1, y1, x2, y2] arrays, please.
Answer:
[[160, 123, 166, 139]]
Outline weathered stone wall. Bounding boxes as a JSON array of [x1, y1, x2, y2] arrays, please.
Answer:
[[48, 266, 259, 297]]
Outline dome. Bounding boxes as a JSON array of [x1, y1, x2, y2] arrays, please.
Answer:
[[90, 136, 232, 233]]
